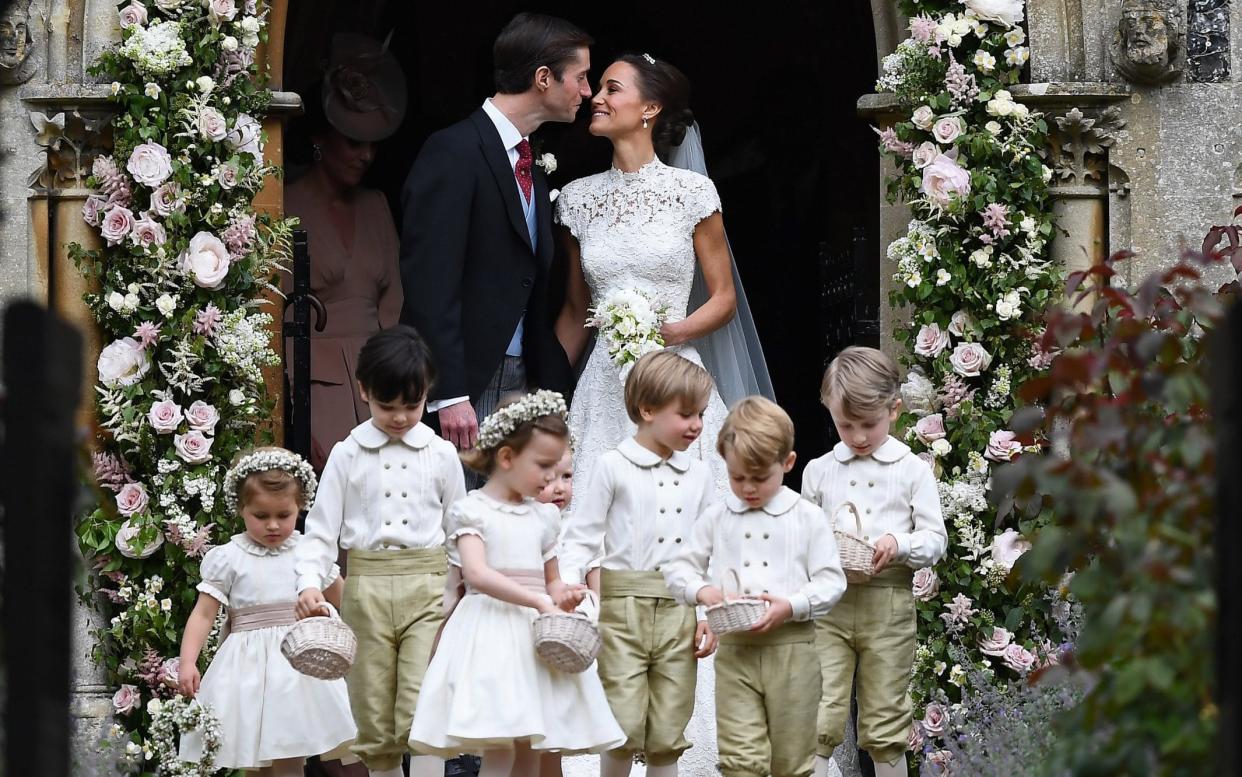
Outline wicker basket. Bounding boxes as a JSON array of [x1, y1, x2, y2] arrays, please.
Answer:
[[833, 501, 876, 584], [281, 603, 357, 680], [704, 569, 767, 635], [532, 590, 602, 674]]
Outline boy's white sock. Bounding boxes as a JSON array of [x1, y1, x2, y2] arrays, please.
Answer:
[[872, 757, 908, 777], [645, 764, 678, 777], [812, 755, 834, 777], [369, 767, 404, 777], [600, 752, 633, 777], [409, 755, 444, 777]]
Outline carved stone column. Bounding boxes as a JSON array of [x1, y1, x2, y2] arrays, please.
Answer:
[[1042, 104, 1128, 306]]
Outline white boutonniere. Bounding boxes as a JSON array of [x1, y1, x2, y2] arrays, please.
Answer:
[[536, 153, 557, 174], [549, 188, 560, 203]]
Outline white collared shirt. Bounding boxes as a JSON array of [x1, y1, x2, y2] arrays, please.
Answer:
[[481, 97, 526, 172], [294, 420, 467, 592], [662, 487, 847, 621], [801, 436, 947, 570], [558, 437, 716, 586]]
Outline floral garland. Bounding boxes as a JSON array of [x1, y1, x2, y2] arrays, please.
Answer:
[[145, 696, 222, 776], [476, 390, 570, 450], [872, 0, 1070, 762], [71, 1, 293, 772]]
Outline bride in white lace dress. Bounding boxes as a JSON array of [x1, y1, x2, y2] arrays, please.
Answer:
[[554, 54, 738, 777]]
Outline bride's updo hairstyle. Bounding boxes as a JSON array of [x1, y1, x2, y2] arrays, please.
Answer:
[[615, 53, 694, 160]]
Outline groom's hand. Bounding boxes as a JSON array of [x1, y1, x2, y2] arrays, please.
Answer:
[[439, 402, 479, 450]]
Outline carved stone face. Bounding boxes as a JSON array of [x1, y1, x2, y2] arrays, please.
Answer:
[[0, 3, 30, 70], [1122, 10, 1170, 67]]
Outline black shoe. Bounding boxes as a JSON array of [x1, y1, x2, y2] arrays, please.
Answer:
[[444, 755, 481, 777]]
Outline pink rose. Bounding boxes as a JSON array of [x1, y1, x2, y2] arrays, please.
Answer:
[[920, 153, 971, 207], [151, 182, 184, 217], [147, 399, 183, 434], [932, 116, 965, 145], [914, 323, 951, 358], [990, 528, 1031, 571], [185, 400, 220, 433], [82, 194, 108, 227], [130, 216, 167, 248], [911, 106, 935, 130], [912, 567, 940, 601], [908, 721, 925, 752], [206, 0, 237, 24], [978, 625, 1013, 656], [216, 163, 239, 189], [179, 231, 232, 289], [914, 413, 947, 444], [1001, 642, 1036, 672], [115, 482, 149, 517], [125, 141, 173, 187], [196, 106, 229, 141], [949, 342, 992, 377], [985, 429, 1023, 461], [100, 205, 135, 246], [922, 703, 948, 737], [173, 430, 214, 464], [158, 657, 181, 688], [112, 684, 140, 715], [927, 750, 955, 775], [115, 518, 163, 559], [916, 451, 938, 472], [947, 309, 975, 337], [118, 1, 147, 29], [911, 141, 939, 169]]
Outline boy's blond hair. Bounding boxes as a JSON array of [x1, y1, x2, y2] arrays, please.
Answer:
[[820, 346, 902, 418], [716, 396, 795, 471], [624, 350, 714, 424]]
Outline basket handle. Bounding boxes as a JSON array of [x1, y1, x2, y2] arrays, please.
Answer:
[[575, 588, 600, 623], [315, 602, 341, 620], [833, 502, 863, 535], [719, 568, 742, 602]]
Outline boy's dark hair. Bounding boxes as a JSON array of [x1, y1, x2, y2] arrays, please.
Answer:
[[354, 325, 436, 403], [493, 12, 593, 94]]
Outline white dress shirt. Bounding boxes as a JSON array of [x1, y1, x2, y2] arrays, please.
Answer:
[[800, 436, 947, 570], [294, 420, 467, 592], [429, 98, 532, 414], [558, 437, 716, 586], [662, 487, 847, 622]]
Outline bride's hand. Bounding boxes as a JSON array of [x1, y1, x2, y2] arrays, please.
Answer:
[[659, 321, 685, 347]]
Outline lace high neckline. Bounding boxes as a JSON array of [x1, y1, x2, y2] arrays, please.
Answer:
[[609, 156, 662, 182]]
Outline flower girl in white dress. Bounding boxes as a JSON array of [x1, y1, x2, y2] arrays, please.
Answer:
[[177, 447, 356, 775], [409, 392, 625, 776]]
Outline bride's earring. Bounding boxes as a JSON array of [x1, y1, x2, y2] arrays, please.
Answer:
[[642, 116, 649, 129], [312, 143, 322, 162]]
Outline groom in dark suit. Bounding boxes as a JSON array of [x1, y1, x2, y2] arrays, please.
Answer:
[[399, 13, 591, 453]]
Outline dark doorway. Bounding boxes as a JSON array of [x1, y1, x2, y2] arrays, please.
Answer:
[[283, 2, 879, 473]]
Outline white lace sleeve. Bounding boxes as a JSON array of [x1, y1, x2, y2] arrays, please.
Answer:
[[553, 183, 584, 239], [683, 173, 722, 230]]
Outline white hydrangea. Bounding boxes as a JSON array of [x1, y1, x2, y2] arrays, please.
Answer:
[[119, 20, 192, 77]]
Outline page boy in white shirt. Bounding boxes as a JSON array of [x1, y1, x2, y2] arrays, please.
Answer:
[[663, 396, 846, 777], [801, 347, 948, 777]]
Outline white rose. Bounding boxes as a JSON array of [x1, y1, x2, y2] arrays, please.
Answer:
[[1011, 102, 1030, 119], [538, 153, 557, 173], [970, 247, 994, 268], [930, 438, 953, 457], [226, 113, 263, 163], [97, 337, 151, 387], [173, 430, 214, 464], [118, 2, 147, 29], [147, 398, 184, 434], [155, 293, 178, 318], [115, 518, 163, 559], [179, 231, 232, 289], [123, 293, 140, 312], [239, 15, 260, 32], [963, 0, 1024, 27], [221, 35, 238, 51], [984, 120, 1003, 135], [914, 323, 951, 358], [1042, 164, 1053, 182], [949, 342, 992, 377], [127, 144, 171, 190], [991, 528, 1031, 570], [931, 116, 964, 145], [196, 106, 229, 141], [911, 106, 935, 130], [108, 291, 127, 312], [1020, 216, 1037, 233], [948, 310, 976, 337], [195, 75, 215, 93], [995, 290, 1022, 320], [228, 388, 247, 406], [911, 141, 939, 170]]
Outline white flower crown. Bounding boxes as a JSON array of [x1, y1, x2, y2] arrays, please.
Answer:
[[476, 390, 569, 451], [223, 448, 318, 513]]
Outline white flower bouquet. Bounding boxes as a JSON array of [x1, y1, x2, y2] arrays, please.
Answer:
[[586, 288, 668, 382]]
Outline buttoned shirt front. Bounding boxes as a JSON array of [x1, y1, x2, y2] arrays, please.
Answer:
[[662, 487, 846, 621], [800, 436, 947, 570], [558, 437, 716, 586], [294, 420, 466, 592]]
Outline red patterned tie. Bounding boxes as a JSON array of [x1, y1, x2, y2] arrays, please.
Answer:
[[515, 139, 533, 204]]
